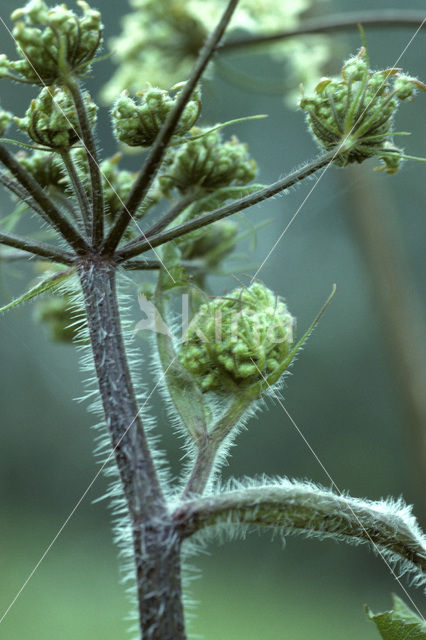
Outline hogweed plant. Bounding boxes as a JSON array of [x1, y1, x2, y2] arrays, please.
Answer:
[[0, 1, 425, 638]]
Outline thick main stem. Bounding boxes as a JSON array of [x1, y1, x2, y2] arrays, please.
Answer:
[[78, 258, 186, 639]]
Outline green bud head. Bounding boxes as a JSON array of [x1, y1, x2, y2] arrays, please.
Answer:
[[111, 84, 201, 147], [9, 0, 102, 85], [0, 107, 12, 136], [179, 219, 238, 270], [178, 282, 295, 393], [14, 87, 97, 150], [160, 128, 257, 195], [35, 294, 78, 343], [300, 46, 423, 173], [16, 149, 67, 189]]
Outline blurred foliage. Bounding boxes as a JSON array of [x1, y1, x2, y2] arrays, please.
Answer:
[[0, 0, 425, 637]]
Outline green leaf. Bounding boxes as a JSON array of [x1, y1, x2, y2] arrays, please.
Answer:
[[366, 595, 426, 640], [0, 267, 75, 314]]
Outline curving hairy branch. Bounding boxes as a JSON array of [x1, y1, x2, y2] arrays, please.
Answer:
[[174, 479, 426, 586]]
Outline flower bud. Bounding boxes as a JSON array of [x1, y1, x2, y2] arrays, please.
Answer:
[[299, 46, 424, 173], [9, 0, 102, 85], [14, 87, 97, 150], [16, 149, 67, 189], [160, 128, 257, 195], [0, 108, 12, 136], [179, 219, 238, 270], [35, 294, 78, 343], [111, 84, 201, 147], [178, 283, 295, 393]]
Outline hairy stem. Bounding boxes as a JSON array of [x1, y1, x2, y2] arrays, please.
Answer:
[[60, 150, 91, 235], [0, 230, 74, 264], [66, 78, 104, 247], [174, 481, 426, 581], [102, 0, 241, 253], [0, 170, 52, 224], [219, 11, 426, 52], [142, 195, 196, 238], [78, 258, 186, 639], [117, 150, 336, 262], [0, 143, 88, 252], [182, 393, 252, 498]]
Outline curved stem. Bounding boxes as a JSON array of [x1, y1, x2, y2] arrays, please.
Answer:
[[78, 258, 186, 639], [66, 78, 104, 248], [116, 150, 336, 262], [219, 11, 426, 52], [0, 230, 74, 264], [0, 143, 88, 253], [102, 0, 241, 254], [174, 481, 426, 582]]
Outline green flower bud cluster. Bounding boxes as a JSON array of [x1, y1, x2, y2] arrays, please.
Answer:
[[160, 128, 257, 195], [3, 0, 102, 85], [96, 153, 136, 216], [178, 282, 295, 393], [17, 149, 67, 189], [299, 46, 424, 173], [111, 84, 201, 147], [179, 219, 238, 270], [14, 87, 97, 150], [0, 107, 12, 136], [35, 293, 78, 343]]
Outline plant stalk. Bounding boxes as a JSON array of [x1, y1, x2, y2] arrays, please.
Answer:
[[219, 11, 426, 52], [117, 150, 336, 262], [66, 78, 104, 247], [0, 143, 88, 252], [78, 257, 186, 639]]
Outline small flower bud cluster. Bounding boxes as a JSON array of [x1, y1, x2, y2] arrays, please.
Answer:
[[160, 128, 257, 195], [97, 153, 160, 224], [0, 107, 12, 136], [14, 87, 97, 150], [17, 149, 67, 189], [178, 283, 294, 393], [179, 219, 238, 270], [35, 293, 77, 343], [4, 0, 102, 85], [299, 47, 424, 173], [111, 84, 201, 147]]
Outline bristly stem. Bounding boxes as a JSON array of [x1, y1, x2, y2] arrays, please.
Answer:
[[182, 393, 252, 499], [0, 230, 75, 264], [102, 0, 242, 254], [174, 482, 426, 583], [0, 143, 88, 253], [142, 194, 196, 238], [219, 11, 426, 52], [116, 150, 336, 262], [60, 149, 91, 236], [66, 78, 104, 248], [0, 170, 52, 224], [78, 258, 186, 639]]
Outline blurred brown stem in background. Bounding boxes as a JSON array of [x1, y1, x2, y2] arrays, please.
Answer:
[[343, 167, 426, 516]]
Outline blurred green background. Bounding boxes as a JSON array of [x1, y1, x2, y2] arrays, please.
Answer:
[[0, 0, 425, 638]]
